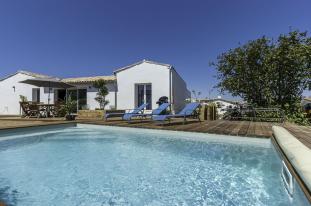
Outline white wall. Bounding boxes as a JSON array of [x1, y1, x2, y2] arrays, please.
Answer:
[[84, 83, 116, 110], [0, 73, 53, 115], [116, 62, 170, 110], [171, 69, 191, 113], [59, 82, 116, 110]]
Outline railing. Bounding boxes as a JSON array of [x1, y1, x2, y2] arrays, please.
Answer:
[[225, 107, 285, 122]]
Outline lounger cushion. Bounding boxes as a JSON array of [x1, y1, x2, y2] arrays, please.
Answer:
[[152, 115, 169, 121], [105, 113, 125, 118], [123, 103, 170, 121], [152, 103, 170, 115], [123, 113, 134, 120], [152, 102, 200, 121]]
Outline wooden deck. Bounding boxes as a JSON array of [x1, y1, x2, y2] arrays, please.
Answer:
[[282, 122, 311, 149], [0, 117, 310, 149], [83, 119, 278, 138], [87, 118, 311, 148]]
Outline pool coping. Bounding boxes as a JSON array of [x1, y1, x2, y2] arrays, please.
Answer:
[[76, 123, 272, 147], [0, 121, 80, 132], [271, 128, 311, 204], [80, 120, 273, 138], [0, 122, 77, 137]]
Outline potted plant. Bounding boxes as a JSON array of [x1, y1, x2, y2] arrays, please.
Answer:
[[93, 79, 109, 110], [61, 95, 77, 120]]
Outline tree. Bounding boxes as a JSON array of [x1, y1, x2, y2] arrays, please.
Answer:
[[268, 31, 311, 113], [212, 30, 311, 116], [93, 79, 109, 109]]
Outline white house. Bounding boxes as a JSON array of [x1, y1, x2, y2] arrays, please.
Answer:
[[114, 60, 190, 112], [0, 60, 190, 115], [0, 71, 55, 115], [200, 98, 239, 115]]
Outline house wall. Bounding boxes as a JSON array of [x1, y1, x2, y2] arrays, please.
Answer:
[[82, 82, 116, 110], [115, 62, 170, 110], [171, 69, 191, 113], [0, 73, 53, 115], [56, 82, 117, 110]]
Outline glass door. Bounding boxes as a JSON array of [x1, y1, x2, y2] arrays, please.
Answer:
[[78, 89, 87, 110], [137, 85, 145, 109], [67, 89, 87, 112], [67, 89, 78, 113], [145, 84, 152, 110], [136, 84, 152, 110], [32, 88, 40, 103]]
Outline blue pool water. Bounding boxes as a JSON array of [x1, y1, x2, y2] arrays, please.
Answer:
[[0, 124, 308, 206]]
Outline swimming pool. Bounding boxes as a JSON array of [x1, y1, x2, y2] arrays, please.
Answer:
[[0, 124, 308, 205]]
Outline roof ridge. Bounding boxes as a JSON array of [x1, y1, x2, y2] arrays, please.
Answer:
[[62, 75, 116, 83], [62, 75, 115, 79], [0, 70, 56, 82], [17, 70, 56, 79], [114, 59, 172, 74]]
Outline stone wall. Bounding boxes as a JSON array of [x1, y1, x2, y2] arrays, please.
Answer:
[[77, 110, 104, 119]]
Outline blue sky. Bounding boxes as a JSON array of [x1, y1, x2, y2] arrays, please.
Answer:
[[0, 0, 310, 99]]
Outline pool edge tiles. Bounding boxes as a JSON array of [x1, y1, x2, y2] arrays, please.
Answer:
[[0, 123, 76, 141], [76, 123, 272, 148]]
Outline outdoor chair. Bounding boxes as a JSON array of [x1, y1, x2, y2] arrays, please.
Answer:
[[104, 103, 148, 120], [153, 102, 201, 124], [123, 103, 170, 121], [20, 102, 40, 118]]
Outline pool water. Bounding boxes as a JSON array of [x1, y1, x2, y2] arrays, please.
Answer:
[[0, 125, 308, 206]]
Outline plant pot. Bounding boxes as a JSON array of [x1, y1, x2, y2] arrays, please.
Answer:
[[65, 114, 76, 121]]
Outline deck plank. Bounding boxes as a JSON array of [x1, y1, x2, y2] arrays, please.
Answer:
[[237, 121, 250, 136]]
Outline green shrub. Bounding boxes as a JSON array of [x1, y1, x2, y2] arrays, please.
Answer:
[[286, 112, 310, 126]]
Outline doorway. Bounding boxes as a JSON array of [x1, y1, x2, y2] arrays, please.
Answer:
[[55, 88, 87, 113], [135, 84, 152, 110]]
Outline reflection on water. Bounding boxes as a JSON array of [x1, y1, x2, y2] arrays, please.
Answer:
[[0, 178, 18, 206]]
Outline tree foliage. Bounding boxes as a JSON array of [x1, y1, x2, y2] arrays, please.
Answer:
[[93, 79, 109, 109], [212, 30, 311, 117]]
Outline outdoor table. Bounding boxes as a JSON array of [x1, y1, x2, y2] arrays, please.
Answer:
[[38, 104, 55, 117]]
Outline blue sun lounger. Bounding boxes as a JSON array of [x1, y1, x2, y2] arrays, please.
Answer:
[[123, 103, 170, 121], [152, 102, 201, 124], [104, 103, 148, 120]]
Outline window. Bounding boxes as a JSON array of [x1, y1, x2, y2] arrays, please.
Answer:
[[66, 89, 88, 112], [135, 84, 152, 110], [78, 89, 87, 110], [32, 88, 40, 102]]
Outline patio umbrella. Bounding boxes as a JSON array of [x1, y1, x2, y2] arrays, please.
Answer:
[[20, 78, 75, 104]]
